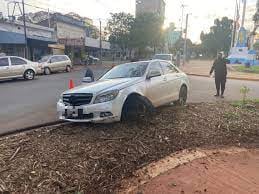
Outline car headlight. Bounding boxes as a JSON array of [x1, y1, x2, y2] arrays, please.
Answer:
[[94, 90, 119, 104]]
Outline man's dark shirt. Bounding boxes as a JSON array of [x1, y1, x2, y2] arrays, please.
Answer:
[[210, 58, 229, 78]]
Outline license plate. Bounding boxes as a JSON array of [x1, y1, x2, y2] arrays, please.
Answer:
[[66, 108, 83, 118]]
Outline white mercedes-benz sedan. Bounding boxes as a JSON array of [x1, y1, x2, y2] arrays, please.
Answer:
[[57, 60, 190, 123]]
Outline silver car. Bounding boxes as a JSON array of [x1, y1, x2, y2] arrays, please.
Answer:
[[0, 56, 41, 80], [39, 55, 72, 75]]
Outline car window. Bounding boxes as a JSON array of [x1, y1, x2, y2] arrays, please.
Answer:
[[160, 61, 178, 74], [50, 56, 60, 63], [100, 62, 148, 79], [149, 62, 163, 76], [60, 56, 68, 61], [0, 58, 9, 67], [10, 57, 27, 66]]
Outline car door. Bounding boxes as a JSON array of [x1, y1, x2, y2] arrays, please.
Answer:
[[49, 56, 60, 72], [0, 57, 10, 79], [145, 61, 168, 107], [60, 56, 69, 70], [10, 57, 27, 77], [160, 61, 182, 101]]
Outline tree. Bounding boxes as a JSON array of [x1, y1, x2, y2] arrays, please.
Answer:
[[107, 12, 134, 54], [200, 17, 233, 57], [130, 13, 165, 57]]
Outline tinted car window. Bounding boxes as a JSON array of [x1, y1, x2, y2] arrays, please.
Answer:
[[0, 58, 9, 67], [149, 62, 163, 75], [160, 61, 178, 74], [10, 57, 27, 66]]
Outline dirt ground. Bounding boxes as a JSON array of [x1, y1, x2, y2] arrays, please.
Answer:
[[0, 103, 259, 193], [135, 149, 259, 194]]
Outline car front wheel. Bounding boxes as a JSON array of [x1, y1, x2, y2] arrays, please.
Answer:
[[44, 67, 51, 75], [24, 69, 35, 80], [66, 65, 71, 72], [175, 85, 187, 106], [121, 95, 155, 121]]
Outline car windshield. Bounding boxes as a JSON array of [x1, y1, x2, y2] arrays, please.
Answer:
[[153, 54, 172, 61], [38, 56, 50, 63], [100, 62, 149, 80]]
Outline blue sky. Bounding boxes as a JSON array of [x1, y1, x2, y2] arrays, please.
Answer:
[[0, 0, 257, 42]]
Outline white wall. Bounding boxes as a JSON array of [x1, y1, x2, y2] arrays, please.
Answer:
[[57, 21, 85, 39], [0, 20, 54, 39], [85, 37, 110, 50]]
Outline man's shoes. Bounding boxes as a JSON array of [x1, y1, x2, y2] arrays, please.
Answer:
[[214, 94, 219, 97]]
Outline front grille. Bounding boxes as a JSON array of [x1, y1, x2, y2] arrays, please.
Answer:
[[63, 93, 93, 106]]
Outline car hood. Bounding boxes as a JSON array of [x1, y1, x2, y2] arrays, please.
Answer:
[[63, 77, 143, 95]]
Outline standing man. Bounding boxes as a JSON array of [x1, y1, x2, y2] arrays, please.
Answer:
[[210, 52, 229, 98]]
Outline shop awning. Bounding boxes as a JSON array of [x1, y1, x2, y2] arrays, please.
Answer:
[[0, 31, 25, 44], [28, 35, 56, 43]]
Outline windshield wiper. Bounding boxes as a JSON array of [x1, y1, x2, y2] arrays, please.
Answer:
[[109, 76, 127, 79]]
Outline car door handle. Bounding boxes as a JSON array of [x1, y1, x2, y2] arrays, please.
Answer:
[[163, 77, 167, 81]]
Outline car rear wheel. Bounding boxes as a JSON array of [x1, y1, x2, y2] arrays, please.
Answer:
[[24, 69, 35, 80], [66, 65, 71, 72], [175, 85, 187, 106], [44, 67, 51, 75], [121, 95, 155, 121]]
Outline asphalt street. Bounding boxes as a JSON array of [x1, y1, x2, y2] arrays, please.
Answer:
[[0, 67, 259, 134]]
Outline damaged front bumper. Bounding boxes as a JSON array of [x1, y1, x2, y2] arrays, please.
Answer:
[[57, 100, 121, 123]]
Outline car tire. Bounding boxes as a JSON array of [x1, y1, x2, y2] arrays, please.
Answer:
[[175, 85, 188, 106], [24, 69, 35, 80], [66, 65, 71, 72], [121, 95, 155, 121], [44, 67, 51, 75]]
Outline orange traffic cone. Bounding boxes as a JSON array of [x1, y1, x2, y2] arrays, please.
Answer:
[[69, 79, 75, 89]]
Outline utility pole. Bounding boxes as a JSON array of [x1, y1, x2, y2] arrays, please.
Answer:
[[241, 0, 247, 28], [180, 4, 187, 34], [22, 0, 28, 59], [183, 13, 189, 66], [231, 0, 238, 47], [48, 8, 50, 28], [99, 19, 102, 65]]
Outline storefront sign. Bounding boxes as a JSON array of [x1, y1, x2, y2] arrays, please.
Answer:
[[58, 38, 85, 47]]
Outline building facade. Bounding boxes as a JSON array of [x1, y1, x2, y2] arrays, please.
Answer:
[[0, 19, 56, 60], [136, 0, 165, 18]]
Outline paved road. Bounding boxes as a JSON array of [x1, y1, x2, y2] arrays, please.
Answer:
[[1, 68, 259, 134]]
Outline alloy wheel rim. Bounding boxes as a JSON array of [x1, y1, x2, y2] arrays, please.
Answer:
[[26, 71, 33, 79]]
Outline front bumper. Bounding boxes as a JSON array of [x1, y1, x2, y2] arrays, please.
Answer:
[[57, 100, 122, 123]]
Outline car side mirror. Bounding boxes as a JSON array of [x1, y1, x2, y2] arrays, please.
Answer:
[[49, 60, 52, 63], [147, 70, 161, 79], [83, 77, 93, 83]]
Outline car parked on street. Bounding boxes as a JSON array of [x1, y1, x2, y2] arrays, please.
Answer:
[[57, 60, 189, 123], [39, 55, 72, 75], [0, 56, 41, 80], [153, 54, 174, 63]]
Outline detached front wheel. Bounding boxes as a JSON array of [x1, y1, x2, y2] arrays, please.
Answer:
[[121, 95, 155, 121], [175, 86, 187, 106]]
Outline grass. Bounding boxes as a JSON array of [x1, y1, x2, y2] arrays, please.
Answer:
[[231, 99, 259, 109], [234, 65, 259, 74]]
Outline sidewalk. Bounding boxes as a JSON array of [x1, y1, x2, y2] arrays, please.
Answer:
[[181, 60, 259, 81], [134, 148, 259, 194]]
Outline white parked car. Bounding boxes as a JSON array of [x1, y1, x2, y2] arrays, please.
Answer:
[[0, 56, 41, 80], [57, 60, 190, 123]]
